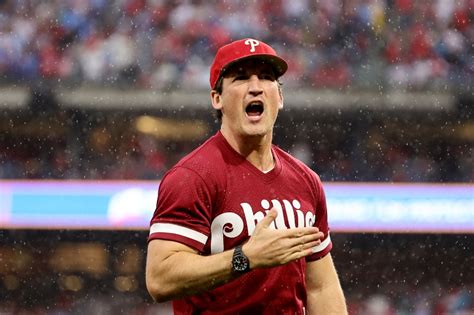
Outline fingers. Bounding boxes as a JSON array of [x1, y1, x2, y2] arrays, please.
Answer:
[[249, 208, 327, 266], [290, 232, 323, 245], [283, 226, 323, 240], [301, 240, 322, 253], [281, 239, 322, 263], [256, 208, 278, 229], [288, 235, 322, 252], [286, 231, 324, 259]]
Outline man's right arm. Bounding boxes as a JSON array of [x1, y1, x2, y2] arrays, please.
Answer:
[[146, 238, 235, 302], [146, 208, 324, 302]]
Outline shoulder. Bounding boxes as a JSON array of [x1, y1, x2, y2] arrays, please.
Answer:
[[273, 145, 324, 190], [274, 145, 320, 178], [161, 133, 227, 186], [179, 133, 226, 171]]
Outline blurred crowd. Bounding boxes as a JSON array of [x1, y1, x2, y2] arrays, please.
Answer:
[[0, 108, 472, 182], [0, 0, 472, 90]]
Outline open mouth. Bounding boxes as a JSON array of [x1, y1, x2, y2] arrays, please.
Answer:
[[245, 101, 264, 117]]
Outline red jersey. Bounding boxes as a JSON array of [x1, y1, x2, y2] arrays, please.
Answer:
[[149, 131, 332, 315]]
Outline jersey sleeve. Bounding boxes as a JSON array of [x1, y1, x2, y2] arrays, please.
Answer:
[[306, 173, 332, 262], [148, 166, 213, 252]]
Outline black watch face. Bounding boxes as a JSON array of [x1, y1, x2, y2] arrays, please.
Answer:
[[233, 254, 249, 272]]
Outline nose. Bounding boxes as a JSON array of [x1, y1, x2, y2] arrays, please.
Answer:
[[248, 75, 263, 96]]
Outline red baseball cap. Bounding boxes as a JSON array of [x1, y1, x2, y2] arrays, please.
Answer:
[[209, 38, 288, 89]]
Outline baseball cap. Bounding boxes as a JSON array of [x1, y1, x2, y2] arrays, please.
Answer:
[[209, 38, 288, 89]]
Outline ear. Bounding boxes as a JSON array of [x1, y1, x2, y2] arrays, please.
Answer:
[[211, 90, 223, 110], [278, 86, 284, 109]]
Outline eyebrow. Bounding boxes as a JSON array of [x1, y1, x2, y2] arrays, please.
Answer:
[[225, 65, 276, 77]]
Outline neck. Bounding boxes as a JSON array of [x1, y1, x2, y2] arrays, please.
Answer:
[[220, 128, 274, 172]]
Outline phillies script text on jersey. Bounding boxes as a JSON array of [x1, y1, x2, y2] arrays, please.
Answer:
[[211, 198, 316, 253]]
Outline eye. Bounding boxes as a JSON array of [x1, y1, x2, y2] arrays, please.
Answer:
[[258, 71, 276, 81], [261, 73, 276, 81], [233, 75, 249, 81]]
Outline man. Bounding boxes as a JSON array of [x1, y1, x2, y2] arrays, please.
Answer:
[[146, 38, 347, 314]]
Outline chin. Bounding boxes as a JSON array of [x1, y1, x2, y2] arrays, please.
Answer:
[[242, 126, 270, 138]]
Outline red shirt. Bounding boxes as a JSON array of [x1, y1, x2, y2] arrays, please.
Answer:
[[149, 131, 332, 315]]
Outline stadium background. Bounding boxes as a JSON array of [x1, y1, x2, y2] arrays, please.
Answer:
[[0, 0, 473, 314]]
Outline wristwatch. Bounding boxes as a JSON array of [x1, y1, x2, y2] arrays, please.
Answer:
[[231, 245, 250, 273]]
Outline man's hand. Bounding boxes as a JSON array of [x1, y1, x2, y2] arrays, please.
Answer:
[[242, 208, 324, 269]]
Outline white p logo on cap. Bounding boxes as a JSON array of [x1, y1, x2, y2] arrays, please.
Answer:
[[244, 39, 260, 52]]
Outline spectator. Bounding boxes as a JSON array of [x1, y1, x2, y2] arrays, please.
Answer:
[[0, 0, 471, 90]]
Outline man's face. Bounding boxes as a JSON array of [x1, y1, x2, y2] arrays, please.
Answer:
[[211, 59, 283, 139]]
